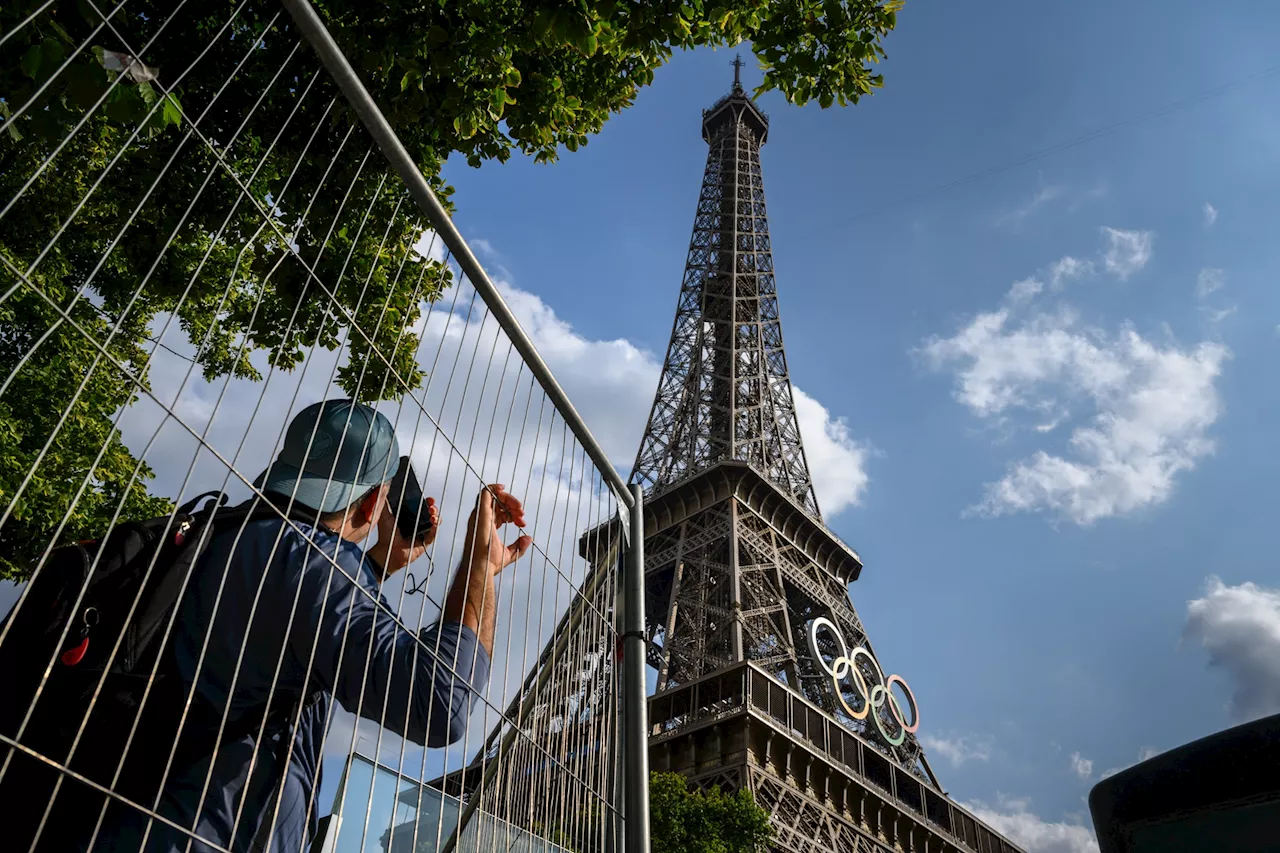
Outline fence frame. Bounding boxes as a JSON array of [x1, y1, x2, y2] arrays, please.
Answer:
[[273, 3, 651, 853]]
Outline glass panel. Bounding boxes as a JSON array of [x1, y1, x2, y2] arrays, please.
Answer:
[[332, 754, 573, 853]]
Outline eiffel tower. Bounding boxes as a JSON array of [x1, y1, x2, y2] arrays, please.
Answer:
[[627, 59, 1026, 853]]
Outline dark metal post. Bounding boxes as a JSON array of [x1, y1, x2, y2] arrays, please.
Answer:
[[623, 483, 650, 853]]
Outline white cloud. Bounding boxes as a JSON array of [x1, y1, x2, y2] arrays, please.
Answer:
[[480, 279, 659, 466], [999, 185, 1065, 226], [469, 236, 497, 257], [792, 388, 871, 514], [489, 283, 870, 514], [1008, 278, 1044, 304], [411, 228, 449, 264], [1193, 269, 1235, 327], [922, 300, 1228, 525], [920, 733, 993, 767], [1204, 306, 1237, 325], [997, 182, 1108, 228], [1049, 256, 1094, 290], [1099, 745, 1161, 781], [1203, 203, 1218, 228], [120, 263, 869, 537], [1184, 576, 1280, 722], [966, 796, 1100, 853], [1069, 751, 1093, 780], [1195, 268, 1225, 299], [1101, 227, 1154, 280]]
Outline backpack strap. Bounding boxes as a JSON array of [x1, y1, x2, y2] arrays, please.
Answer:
[[175, 490, 230, 518], [131, 494, 331, 661], [155, 498, 336, 773]]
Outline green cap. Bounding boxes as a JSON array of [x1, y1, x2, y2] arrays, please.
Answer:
[[253, 399, 400, 513]]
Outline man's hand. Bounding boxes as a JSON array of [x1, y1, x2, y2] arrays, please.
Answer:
[[442, 485, 532, 655], [369, 496, 440, 581], [461, 484, 532, 579]]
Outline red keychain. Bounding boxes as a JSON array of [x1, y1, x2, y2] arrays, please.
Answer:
[[60, 607, 99, 667]]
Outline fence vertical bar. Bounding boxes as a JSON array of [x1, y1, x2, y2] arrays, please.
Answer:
[[623, 483, 650, 853]]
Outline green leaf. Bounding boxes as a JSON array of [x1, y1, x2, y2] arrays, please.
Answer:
[[161, 93, 182, 127], [532, 11, 555, 42], [489, 87, 507, 118], [104, 84, 145, 124], [20, 45, 44, 80], [44, 36, 67, 65], [453, 113, 476, 138], [136, 80, 158, 111], [47, 17, 76, 46], [75, 0, 105, 25], [23, 37, 68, 84]]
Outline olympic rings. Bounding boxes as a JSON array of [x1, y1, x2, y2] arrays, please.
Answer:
[[806, 617, 920, 746]]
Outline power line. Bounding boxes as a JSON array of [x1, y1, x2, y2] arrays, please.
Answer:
[[80, 301, 202, 366], [836, 62, 1280, 227]]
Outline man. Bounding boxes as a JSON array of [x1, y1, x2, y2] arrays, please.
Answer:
[[97, 399, 531, 852]]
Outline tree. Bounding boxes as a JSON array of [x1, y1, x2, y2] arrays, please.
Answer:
[[0, 0, 902, 578], [650, 772, 774, 853]]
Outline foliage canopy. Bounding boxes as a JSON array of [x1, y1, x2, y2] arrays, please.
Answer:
[[650, 772, 774, 853], [0, 0, 901, 577]]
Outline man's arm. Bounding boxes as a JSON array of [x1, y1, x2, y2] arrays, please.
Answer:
[[293, 486, 530, 748], [441, 543, 498, 655], [288, 536, 485, 747]]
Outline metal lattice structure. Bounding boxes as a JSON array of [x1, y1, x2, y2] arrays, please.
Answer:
[[619, 65, 1028, 853]]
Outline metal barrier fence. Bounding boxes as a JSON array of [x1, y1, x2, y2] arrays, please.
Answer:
[[0, 2, 647, 852]]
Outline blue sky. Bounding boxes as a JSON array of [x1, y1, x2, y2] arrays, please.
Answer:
[[435, 1, 1280, 849]]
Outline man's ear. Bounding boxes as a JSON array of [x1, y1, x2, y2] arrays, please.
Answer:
[[358, 485, 387, 526]]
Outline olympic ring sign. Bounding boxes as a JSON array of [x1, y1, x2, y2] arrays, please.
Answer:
[[806, 617, 921, 746]]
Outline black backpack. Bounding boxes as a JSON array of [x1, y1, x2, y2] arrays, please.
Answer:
[[0, 491, 321, 851]]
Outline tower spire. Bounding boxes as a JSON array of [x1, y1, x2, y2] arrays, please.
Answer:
[[631, 71, 813, 511], [732, 53, 744, 89]]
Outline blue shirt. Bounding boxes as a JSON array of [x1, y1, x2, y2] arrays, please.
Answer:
[[95, 516, 489, 852]]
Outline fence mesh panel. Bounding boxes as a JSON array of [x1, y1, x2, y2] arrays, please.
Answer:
[[0, 3, 630, 852]]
